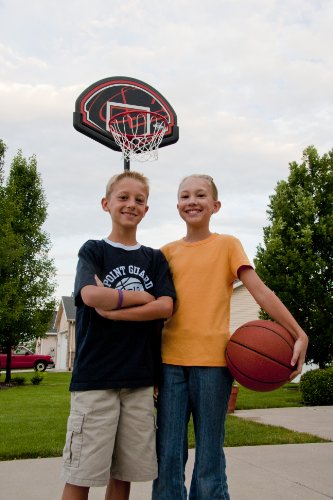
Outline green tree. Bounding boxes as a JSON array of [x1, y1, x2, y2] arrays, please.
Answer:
[[254, 146, 333, 368], [0, 144, 56, 383], [0, 141, 21, 382]]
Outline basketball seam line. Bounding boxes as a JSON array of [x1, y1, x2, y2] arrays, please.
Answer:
[[237, 324, 294, 349], [227, 341, 293, 370], [226, 353, 290, 385]]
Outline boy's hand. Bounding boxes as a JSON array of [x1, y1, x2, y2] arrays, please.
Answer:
[[153, 385, 159, 408], [289, 333, 308, 381], [95, 308, 116, 319], [95, 275, 104, 287], [141, 291, 156, 303]]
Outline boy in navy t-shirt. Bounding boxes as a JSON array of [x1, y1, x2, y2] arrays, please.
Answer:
[[61, 171, 176, 500]]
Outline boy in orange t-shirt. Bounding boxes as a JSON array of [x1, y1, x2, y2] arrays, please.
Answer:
[[152, 174, 308, 500]]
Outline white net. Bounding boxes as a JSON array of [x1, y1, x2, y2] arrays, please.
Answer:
[[109, 111, 168, 162]]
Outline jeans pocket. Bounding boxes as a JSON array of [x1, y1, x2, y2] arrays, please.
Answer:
[[63, 412, 85, 468]]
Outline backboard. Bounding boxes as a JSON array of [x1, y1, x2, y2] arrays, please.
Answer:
[[73, 76, 179, 153]]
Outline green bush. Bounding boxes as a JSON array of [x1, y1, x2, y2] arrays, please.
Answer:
[[299, 367, 333, 406], [31, 372, 44, 385], [12, 376, 26, 386]]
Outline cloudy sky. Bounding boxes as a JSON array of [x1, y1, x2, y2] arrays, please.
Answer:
[[1, 0, 332, 300]]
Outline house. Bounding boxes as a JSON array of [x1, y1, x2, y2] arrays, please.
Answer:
[[35, 311, 57, 358], [54, 296, 76, 370], [230, 280, 260, 333]]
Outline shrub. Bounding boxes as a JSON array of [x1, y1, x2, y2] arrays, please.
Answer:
[[299, 367, 333, 406], [12, 376, 26, 386], [31, 372, 44, 385]]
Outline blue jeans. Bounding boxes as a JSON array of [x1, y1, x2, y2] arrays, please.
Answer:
[[152, 365, 232, 500]]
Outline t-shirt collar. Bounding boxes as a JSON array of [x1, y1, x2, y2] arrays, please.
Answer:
[[103, 238, 141, 251]]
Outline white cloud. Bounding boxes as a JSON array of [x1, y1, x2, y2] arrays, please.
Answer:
[[0, 83, 83, 120]]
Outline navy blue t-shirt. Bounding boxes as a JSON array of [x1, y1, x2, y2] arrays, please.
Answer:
[[70, 239, 176, 391]]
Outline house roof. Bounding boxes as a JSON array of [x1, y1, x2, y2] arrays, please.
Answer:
[[62, 295, 76, 321], [54, 295, 76, 329]]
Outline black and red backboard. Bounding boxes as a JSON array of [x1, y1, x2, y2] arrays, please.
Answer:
[[73, 76, 179, 152]]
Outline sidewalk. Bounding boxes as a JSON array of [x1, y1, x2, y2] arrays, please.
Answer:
[[0, 407, 332, 500], [233, 405, 333, 441]]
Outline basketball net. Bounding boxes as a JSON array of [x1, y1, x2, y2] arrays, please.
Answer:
[[109, 111, 168, 162]]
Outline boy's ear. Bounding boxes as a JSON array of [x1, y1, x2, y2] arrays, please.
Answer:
[[143, 205, 149, 216], [212, 201, 221, 214], [101, 197, 109, 212]]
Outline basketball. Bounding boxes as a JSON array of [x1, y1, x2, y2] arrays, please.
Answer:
[[116, 277, 144, 291], [226, 320, 295, 391]]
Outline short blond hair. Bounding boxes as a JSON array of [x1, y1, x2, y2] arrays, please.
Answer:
[[105, 171, 150, 199], [178, 174, 218, 201]]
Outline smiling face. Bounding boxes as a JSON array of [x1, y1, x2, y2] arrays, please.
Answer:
[[177, 176, 221, 229], [102, 177, 149, 230]]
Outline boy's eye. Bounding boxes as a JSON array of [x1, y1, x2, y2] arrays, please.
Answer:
[[136, 198, 145, 204]]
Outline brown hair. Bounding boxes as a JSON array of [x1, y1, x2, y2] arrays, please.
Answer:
[[105, 171, 150, 199], [178, 174, 219, 201]]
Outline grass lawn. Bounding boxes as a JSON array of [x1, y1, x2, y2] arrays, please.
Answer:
[[0, 371, 327, 461], [0, 372, 71, 460], [236, 383, 303, 409]]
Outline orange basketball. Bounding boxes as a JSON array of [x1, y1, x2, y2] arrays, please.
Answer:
[[226, 320, 295, 391]]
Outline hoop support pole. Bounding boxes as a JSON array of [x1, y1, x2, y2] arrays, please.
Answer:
[[124, 158, 130, 171]]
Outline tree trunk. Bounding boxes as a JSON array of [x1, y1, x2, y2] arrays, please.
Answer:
[[5, 341, 12, 384]]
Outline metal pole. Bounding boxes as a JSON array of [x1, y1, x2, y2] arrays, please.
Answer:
[[124, 158, 130, 171]]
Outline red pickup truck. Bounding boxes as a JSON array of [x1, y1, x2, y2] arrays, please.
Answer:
[[0, 345, 55, 372]]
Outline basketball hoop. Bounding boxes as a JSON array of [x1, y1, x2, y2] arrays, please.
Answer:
[[109, 110, 168, 163]]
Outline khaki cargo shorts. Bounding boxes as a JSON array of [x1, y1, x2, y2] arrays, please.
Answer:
[[61, 386, 157, 487]]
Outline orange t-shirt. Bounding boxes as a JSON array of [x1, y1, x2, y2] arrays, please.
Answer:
[[161, 233, 252, 366]]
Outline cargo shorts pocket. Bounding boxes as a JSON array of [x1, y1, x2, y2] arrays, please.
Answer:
[[63, 412, 85, 468]]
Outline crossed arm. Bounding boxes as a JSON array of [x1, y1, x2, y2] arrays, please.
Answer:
[[239, 267, 308, 380], [81, 275, 173, 321]]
